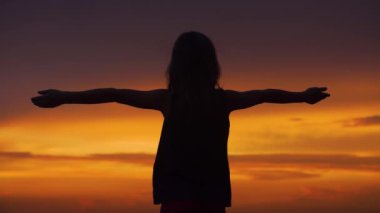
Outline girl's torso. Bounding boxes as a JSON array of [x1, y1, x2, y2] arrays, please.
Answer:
[[153, 88, 232, 207]]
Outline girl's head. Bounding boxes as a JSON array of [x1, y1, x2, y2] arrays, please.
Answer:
[[166, 31, 221, 94]]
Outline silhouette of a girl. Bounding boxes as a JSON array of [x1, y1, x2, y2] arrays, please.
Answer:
[[31, 31, 330, 213]]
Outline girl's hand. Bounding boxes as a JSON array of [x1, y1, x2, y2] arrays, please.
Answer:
[[31, 89, 64, 108], [303, 87, 330, 104]]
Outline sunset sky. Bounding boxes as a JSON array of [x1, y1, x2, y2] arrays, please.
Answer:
[[1, 0, 379, 212]]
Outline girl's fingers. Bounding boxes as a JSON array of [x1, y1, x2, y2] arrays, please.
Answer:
[[38, 90, 50, 95], [38, 89, 57, 95]]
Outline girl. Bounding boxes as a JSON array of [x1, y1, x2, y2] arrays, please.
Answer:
[[31, 31, 330, 213]]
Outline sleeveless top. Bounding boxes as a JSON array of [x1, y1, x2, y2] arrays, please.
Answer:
[[153, 88, 231, 207]]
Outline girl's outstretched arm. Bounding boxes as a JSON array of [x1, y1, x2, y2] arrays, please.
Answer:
[[31, 88, 167, 111], [225, 87, 330, 112]]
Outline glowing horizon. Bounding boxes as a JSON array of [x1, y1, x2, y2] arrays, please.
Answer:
[[1, 0, 379, 212]]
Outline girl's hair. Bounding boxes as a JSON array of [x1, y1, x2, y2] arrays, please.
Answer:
[[166, 31, 221, 95]]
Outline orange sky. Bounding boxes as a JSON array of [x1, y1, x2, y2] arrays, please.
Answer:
[[1, 0, 379, 212]]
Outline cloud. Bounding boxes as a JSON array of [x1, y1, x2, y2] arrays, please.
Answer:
[[342, 115, 380, 127], [0, 151, 154, 166], [1, 152, 380, 172], [229, 154, 380, 171], [0, 196, 158, 213], [245, 169, 320, 180], [289, 117, 303, 122], [87, 153, 154, 165], [2, 186, 379, 213], [0, 152, 32, 158], [232, 186, 380, 213]]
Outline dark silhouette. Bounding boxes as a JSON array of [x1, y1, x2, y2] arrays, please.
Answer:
[[31, 31, 330, 213]]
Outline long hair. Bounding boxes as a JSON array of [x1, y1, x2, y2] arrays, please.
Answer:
[[166, 31, 222, 118], [166, 31, 221, 94]]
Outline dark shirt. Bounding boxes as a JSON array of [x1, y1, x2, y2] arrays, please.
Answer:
[[153, 88, 231, 207]]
